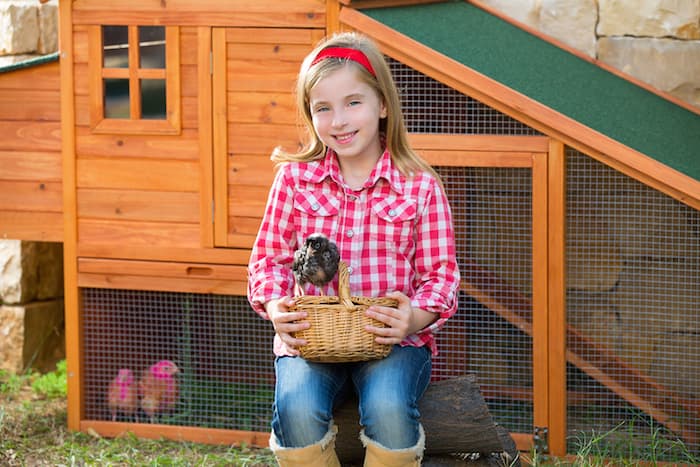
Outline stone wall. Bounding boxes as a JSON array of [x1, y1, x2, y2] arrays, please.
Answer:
[[477, 0, 700, 109], [0, 240, 65, 373], [0, 0, 57, 66]]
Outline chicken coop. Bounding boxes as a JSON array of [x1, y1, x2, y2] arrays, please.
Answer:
[[1, 0, 699, 462]]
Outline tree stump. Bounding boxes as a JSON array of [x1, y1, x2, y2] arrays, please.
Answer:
[[334, 374, 519, 465]]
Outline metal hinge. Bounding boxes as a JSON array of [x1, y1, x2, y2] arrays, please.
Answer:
[[534, 426, 549, 454]]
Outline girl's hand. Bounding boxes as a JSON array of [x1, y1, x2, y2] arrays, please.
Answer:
[[265, 297, 310, 356], [364, 292, 439, 345], [364, 291, 414, 344]]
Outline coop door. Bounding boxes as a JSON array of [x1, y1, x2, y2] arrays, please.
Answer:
[[211, 27, 323, 249]]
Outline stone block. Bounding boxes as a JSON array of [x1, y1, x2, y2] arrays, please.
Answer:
[[649, 330, 700, 398], [0, 1, 39, 56], [0, 299, 65, 373], [598, 0, 700, 39], [598, 36, 700, 110], [539, 0, 598, 57], [614, 257, 700, 334], [0, 240, 63, 305], [38, 0, 58, 54]]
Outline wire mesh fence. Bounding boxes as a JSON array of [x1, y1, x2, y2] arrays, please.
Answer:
[[82, 290, 275, 432], [565, 149, 700, 458]]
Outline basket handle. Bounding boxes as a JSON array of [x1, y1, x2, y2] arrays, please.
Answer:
[[337, 261, 354, 308]]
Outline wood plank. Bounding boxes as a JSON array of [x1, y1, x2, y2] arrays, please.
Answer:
[[0, 61, 60, 90], [227, 59, 300, 92], [77, 244, 252, 265], [227, 185, 268, 218], [77, 158, 199, 191], [76, 128, 199, 160], [179, 29, 198, 65], [180, 63, 199, 98], [226, 42, 312, 62], [0, 150, 62, 181], [0, 89, 60, 121], [72, 0, 324, 12], [59, 0, 81, 431], [547, 140, 568, 456], [198, 26, 214, 248], [72, 10, 325, 28], [0, 210, 63, 242], [409, 134, 549, 152], [227, 92, 296, 125], [420, 150, 535, 168], [78, 219, 201, 248], [227, 123, 300, 155], [73, 63, 88, 95], [77, 189, 199, 223], [531, 152, 549, 439], [78, 258, 247, 281], [225, 27, 321, 44], [0, 181, 62, 212], [213, 28, 229, 247], [0, 121, 61, 152], [73, 28, 88, 63], [78, 272, 247, 295], [80, 420, 269, 448], [228, 155, 276, 187]]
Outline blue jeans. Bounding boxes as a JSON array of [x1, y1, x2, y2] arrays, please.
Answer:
[[271, 345, 431, 449]]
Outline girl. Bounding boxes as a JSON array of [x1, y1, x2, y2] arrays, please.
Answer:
[[247, 32, 460, 466]]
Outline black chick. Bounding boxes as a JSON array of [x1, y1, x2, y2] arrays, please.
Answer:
[[292, 233, 340, 294]]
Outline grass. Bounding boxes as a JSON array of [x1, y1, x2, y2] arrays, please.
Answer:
[[0, 362, 277, 466], [3, 362, 699, 466]]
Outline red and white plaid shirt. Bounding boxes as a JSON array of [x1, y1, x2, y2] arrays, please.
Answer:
[[248, 149, 460, 356]]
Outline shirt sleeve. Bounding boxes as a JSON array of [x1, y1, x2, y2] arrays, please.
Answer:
[[247, 166, 297, 319], [409, 176, 461, 336]]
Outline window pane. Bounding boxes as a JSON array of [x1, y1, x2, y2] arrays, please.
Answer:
[[140, 79, 166, 120], [139, 26, 166, 69], [102, 26, 129, 68], [104, 79, 130, 119]]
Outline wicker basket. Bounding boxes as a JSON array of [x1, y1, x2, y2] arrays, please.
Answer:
[[289, 261, 397, 363]]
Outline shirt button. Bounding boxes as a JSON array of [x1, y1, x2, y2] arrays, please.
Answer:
[[347, 230, 354, 238], [347, 266, 354, 274], [311, 203, 320, 211], [388, 209, 397, 217]]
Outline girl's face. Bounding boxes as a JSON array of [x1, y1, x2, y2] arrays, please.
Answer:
[[308, 65, 387, 166]]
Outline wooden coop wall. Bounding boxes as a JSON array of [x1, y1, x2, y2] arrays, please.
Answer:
[[57, 1, 700, 462], [0, 61, 63, 242]]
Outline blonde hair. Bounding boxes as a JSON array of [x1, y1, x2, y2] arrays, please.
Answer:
[[272, 32, 438, 180]]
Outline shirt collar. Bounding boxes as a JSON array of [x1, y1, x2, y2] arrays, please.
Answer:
[[301, 149, 404, 195]]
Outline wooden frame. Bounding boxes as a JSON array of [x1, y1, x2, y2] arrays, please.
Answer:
[[87, 25, 181, 135]]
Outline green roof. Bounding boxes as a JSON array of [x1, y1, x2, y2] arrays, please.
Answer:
[[363, 2, 700, 181]]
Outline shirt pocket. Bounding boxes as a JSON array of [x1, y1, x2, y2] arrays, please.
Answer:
[[369, 196, 417, 247], [293, 191, 340, 239]]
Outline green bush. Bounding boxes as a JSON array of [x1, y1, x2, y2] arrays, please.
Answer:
[[31, 360, 67, 399]]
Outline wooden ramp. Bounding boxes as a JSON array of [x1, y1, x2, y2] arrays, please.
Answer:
[[460, 261, 699, 445]]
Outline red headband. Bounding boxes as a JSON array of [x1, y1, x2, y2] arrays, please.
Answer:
[[310, 47, 376, 77]]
